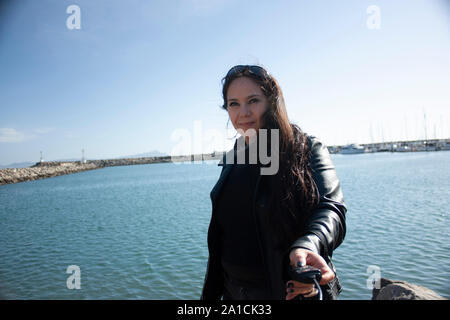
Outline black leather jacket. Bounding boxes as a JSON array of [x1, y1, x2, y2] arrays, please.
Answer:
[[201, 135, 347, 300]]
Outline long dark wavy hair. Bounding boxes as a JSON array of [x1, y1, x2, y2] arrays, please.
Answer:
[[221, 65, 319, 247]]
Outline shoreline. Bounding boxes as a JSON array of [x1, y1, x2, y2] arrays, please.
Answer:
[[1, 146, 449, 186], [0, 154, 221, 186], [0, 162, 101, 186]]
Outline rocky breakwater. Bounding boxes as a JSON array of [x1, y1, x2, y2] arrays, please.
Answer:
[[0, 161, 101, 186], [0, 153, 221, 186], [0, 157, 178, 186], [88, 156, 174, 167]]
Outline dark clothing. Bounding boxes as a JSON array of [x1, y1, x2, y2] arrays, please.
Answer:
[[215, 143, 267, 296], [223, 268, 271, 300], [215, 163, 264, 270], [201, 135, 347, 300]]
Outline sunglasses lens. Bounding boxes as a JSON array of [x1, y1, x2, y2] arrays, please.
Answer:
[[249, 66, 265, 75], [226, 65, 266, 78]]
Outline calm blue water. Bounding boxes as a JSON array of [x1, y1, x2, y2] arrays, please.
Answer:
[[0, 152, 449, 299]]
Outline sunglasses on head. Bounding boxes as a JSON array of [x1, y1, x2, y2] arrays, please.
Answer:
[[225, 65, 269, 79]]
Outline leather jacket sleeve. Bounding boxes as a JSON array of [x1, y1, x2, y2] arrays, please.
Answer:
[[289, 136, 347, 259]]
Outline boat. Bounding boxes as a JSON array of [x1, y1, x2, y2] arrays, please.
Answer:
[[397, 145, 410, 152], [340, 144, 366, 154], [444, 142, 450, 151]]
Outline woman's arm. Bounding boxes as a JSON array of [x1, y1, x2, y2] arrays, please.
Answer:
[[285, 136, 346, 299], [289, 136, 347, 259]]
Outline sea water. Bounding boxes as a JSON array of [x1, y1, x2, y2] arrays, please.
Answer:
[[0, 151, 449, 299]]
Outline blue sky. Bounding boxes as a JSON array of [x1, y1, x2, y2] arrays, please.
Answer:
[[1, 0, 449, 165]]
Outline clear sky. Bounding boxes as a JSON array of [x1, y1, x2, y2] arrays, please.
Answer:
[[1, 0, 449, 165]]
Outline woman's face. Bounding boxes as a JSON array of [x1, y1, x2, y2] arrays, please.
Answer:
[[226, 77, 269, 138]]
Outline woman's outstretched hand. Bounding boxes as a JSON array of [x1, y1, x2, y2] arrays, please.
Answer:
[[285, 248, 335, 300]]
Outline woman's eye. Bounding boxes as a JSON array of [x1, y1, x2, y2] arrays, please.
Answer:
[[249, 98, 259, 104], [229, 102, 238, 107]]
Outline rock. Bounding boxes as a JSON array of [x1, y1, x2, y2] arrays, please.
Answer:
[[0, 162, 101, 185], [372, 278, 447, 300]]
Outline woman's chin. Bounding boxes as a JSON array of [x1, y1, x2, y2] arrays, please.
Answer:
[[237, 126, 258, 134]]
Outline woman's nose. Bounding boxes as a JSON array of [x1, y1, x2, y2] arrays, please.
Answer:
[[240, 104, 251, 116]]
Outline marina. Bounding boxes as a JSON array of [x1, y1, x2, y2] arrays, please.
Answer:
[[328, 138, 450, 154]]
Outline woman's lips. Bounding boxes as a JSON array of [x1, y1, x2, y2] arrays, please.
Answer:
[[239, 122, 257, 132]]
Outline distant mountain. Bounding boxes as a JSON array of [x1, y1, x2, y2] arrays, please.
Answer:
[[50, 158, 80, 162], [115, 150, 169, 159]]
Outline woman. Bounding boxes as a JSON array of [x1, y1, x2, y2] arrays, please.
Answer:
[[201, 65, 347, 300]]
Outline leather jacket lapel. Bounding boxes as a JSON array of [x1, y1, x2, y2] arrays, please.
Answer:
[[210, 136, 245, 205], [210, 164, 233, 205]]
